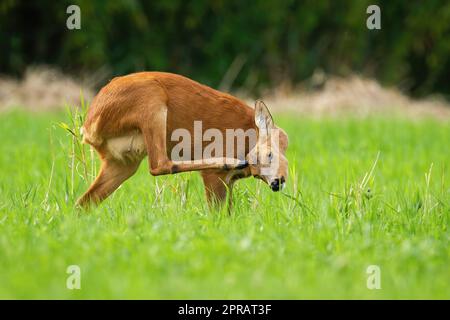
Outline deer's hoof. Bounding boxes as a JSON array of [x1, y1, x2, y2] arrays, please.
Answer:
[[236, 160, 249, 170]]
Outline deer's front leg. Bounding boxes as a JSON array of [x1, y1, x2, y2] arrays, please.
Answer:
[[201, 170, 234, 208], [200, 169, 249, 211]]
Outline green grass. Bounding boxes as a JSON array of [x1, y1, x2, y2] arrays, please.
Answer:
[[0, 110, 448, 299]]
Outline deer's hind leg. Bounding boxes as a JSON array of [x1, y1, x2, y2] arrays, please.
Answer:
[[76, 156, 140, 208], [140, 104, 248, 176]]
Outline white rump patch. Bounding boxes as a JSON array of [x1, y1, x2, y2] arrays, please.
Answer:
[[107, 133, 146, 162]]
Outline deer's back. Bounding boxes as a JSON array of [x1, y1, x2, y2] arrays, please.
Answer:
[[82, 72, 256, 161]]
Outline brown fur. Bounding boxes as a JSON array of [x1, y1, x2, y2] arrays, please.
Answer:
[[76, 72, 288, 208]]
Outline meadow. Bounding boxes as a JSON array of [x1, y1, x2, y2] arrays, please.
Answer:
[[0, 110, 448, 299]]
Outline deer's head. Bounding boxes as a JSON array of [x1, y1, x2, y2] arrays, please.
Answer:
[[246, 101, 289, 191]]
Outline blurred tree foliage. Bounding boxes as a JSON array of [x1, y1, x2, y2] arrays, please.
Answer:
[[1, 0, 449, 97]]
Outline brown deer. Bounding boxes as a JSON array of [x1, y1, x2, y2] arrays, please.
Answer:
[[76, 72, 288, 208]]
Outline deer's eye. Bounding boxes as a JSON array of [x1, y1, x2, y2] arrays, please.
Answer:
[[268, 152, 273, 161]]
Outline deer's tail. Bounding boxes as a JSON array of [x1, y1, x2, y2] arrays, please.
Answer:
[[80, 122, 103, 147]]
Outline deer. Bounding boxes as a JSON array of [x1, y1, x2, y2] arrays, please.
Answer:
[[76, 72, 289, 208]]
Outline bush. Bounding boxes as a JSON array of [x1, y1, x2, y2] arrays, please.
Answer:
[[1, 0, 449, 98]]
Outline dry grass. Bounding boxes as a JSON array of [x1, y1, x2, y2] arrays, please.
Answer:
[[1, 67, 449, 119], [259, 75, 450, 119], [0, 66, 93, 112]]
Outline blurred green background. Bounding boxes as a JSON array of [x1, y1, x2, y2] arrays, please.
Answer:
[[1, 0, 450, 97]]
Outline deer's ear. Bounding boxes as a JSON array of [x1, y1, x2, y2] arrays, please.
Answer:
[[254, 100, 274, 135]]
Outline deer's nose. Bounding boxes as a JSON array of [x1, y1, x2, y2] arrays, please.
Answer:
[[270, 179, 280, 192]]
